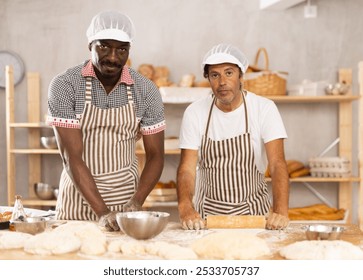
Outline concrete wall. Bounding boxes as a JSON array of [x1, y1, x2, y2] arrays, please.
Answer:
[[1, 0, 362, 222]]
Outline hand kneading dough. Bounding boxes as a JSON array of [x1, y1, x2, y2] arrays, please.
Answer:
[[53, 222, 107, 255], [280, 240, 363, 260], [191, 231, 270, 259], [0, 231, 32, 249], [24, 231, 81, 255]]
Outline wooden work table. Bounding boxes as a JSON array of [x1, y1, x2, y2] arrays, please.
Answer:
[[1, 221, 362, 260]]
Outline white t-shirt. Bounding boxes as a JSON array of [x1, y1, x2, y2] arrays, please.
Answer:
[[179, 92, 287, 173]]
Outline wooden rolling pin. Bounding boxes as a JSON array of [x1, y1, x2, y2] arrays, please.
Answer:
[[206, 215, 266, 229]]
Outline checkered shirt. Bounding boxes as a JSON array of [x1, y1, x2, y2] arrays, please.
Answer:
[[47, 60, 165, 135]]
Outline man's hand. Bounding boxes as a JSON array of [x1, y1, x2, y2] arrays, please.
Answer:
[[265, 211, 289, 230], [179, 208, 205, 230], [123, 198, 142, 212], [98, 211, 120, 231]]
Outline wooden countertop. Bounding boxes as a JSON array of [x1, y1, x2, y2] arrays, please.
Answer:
[[1, 222, 362, 260]]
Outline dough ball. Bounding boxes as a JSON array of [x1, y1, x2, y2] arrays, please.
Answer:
[[54, 222, 107, 255], [0, 231, 32, 249], [24, 231, 81, 255]]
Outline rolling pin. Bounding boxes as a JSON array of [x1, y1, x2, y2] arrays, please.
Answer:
[[206, 215, 266, 229]]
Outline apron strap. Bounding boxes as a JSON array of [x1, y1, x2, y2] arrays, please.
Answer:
[[205, 91, 249, 136], [126, 85, 133, 105], [241, 90, 248, 133], [204, 97, 216, 136], [85, 77, 92, 104]]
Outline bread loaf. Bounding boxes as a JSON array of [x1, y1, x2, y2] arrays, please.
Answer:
[[288, 204, 346, 221], [265, 159, 307, 178]]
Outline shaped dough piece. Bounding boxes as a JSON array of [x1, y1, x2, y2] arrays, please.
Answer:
[[24, 231, 81, 255], [120, 240, 146, 255], [0, 231, 32, 249], [108, 239, 124, 253], [145, 241, 197, 260], [280, 240, 363, 260], [53, 222, 107, 255], [191, 231, 270, 259]]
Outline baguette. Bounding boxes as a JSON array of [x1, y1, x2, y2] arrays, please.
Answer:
[[288, 204, 346, 221]]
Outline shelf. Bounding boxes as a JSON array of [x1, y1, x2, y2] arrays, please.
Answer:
[[267, 95, 359, 103], [9, 122, 49, 128], [10, 149, 59, 154], [136, 149, 180, 155], [159, 86, 359, 104], [159, 87, 211, 103], [266, 176, 360, 183], [11, 199, 57, 207]]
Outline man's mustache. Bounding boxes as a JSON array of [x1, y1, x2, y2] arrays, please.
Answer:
[[102, 61, 122, 68]]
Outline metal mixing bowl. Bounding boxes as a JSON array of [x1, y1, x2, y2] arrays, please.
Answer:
[[305, 224, 344, 240], [116, 211, 170, 240], [40, 136, 58, 149], [11, 217, 47, 235], [34, 182, 55, 200]]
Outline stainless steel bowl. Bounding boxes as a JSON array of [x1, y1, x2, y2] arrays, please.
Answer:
[[325, 83, 350, 95], [53, 188, 59, 199], [305, 224, 344, 240], [34, 182, 55, 200], [40, 136, 58, 149], [11, 217, 47, 235], [116, 211, 170, 240]]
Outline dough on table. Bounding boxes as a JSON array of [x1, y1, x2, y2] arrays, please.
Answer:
[[24, 231, 81, 255], [280, 240, 363, 260], [107, 239, 146, 255], [0, 231, 32, 249], [191, 231, 271, 259], [53, 221, 107, 255], [107, 238, 197, 259], [145, 241, 197, 260]]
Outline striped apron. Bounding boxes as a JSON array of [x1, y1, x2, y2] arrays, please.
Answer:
[[194, 91, 271, 219], [55, 77, 139, 220]]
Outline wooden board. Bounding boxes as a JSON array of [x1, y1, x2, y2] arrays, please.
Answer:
[[206, 215, 266, 229]]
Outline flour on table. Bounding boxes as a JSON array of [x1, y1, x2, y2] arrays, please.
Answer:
[[280, 240, 363, 260], [191, 230, 271, 259], [0, 231, 32, 249]]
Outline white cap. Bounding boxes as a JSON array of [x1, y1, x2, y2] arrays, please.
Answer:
[[202, 43, 249, 73], [86, 11, 135, 43]]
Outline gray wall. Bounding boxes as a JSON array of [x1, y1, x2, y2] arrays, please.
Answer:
[[1, 0, 362, 222]]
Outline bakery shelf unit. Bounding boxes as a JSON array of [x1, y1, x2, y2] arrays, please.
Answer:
[[5, 65, 58, 207], [158, 68, 362, 225]]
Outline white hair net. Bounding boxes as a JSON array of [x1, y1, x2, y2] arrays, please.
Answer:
[[202, 43, 249, 73], [86, 11, 135, 43]]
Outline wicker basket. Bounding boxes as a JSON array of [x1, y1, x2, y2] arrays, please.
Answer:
[[244, 48, 287, 96]]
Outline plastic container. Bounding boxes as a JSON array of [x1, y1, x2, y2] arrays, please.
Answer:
[[309, 157, 350, 178]]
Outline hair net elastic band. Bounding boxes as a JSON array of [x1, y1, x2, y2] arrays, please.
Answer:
[[203, 53, 247, 73], [87, 29, 131, 43]]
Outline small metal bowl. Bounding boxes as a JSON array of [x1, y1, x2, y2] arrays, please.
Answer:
[[325, 83, 350, 95], [34, 182, 55, 200], [11, 217, 47, 235], [53, 188, 59, 199], [116, 211, 170, 240], [305, 224, 344, 240], [40, 136, 58, 149]]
